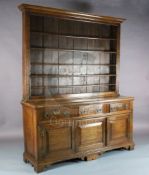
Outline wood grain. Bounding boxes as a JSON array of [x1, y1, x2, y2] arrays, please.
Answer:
[[19, 4, 134, 173]]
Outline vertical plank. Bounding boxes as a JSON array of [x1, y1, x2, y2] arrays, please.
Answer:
[[116, 25, 120, 95], [22, 11, 30, 100]]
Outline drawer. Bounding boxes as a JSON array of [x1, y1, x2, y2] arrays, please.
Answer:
[[37, 106, 77, 121], [37, 108, 60, 121], [79, 104, 103, 116], [110, 102, 129, 112]]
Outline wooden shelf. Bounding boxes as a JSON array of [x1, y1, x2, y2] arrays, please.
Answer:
[[31, 84, 116, 89], [31, 47, 117, 53], [31, 62, 116, 66], [30, 74, 116, 77], [31, 31, 116, 40], [28, 10, 118, 97]]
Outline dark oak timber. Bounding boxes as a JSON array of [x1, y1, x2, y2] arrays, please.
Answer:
[[19, 4, 134, 173]]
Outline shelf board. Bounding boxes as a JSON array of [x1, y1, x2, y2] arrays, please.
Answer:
[[31, 84, 116, 89], [31, 31, 116, 40], [30, 47, 117, 53], [30, 74, 116, 78], [31, 62, 116, 66]]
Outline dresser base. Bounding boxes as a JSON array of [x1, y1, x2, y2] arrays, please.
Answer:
[[23, 142, 134, 173]]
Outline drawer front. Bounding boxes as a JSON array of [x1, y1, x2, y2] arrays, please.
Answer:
[[37, 106, 77, 121], [79, 104, 103, 116], [37, 107, 60, 121], [110, 102, 129, 112]]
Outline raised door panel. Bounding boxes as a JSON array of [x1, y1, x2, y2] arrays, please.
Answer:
[[38, 121, 73, 159], [75, 118, 105, 152], [48, 127, 71, 151], [107, 114, 130, 146]]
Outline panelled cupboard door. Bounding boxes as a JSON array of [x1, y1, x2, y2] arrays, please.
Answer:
[[38, 121, 74, 159], [75, 117, 105, 152], [107, 114, 130, 146]]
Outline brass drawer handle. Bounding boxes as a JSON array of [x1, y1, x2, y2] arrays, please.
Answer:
[[80, 110, 86, 115], [96, 109, 102, 113], [52, 110, 60, 116], [44, 112, 49, 119]]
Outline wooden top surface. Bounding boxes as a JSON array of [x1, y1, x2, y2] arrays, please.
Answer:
[[22, 95, 134, 108], [18, 4, 125, 25]]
